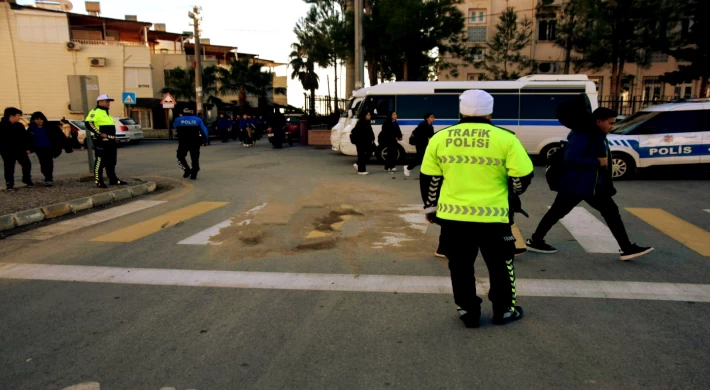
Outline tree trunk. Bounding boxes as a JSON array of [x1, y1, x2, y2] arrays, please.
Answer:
[[610, 61, 619, 110], [345, 0, 355, 98], [563, 6, 575, 74], [700, 75, 709, 98], [334, 57, 339, 115], [403, 57, 409, 81], [368, 56, 378, 86], [309, 87, 316, 116], [239, 85, 247, 112]]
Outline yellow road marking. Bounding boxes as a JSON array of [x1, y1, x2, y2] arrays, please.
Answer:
[[306, 215, 352, 239], [91, 202, 228, 243], [626, 208, 710, 256], [512, 224, 526, 250]]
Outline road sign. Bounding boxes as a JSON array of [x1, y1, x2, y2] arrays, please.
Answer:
[[122, 92, 137, 105], [161, 92, 176, 109]]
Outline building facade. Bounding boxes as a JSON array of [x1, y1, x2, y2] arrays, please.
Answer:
[[0, 1, 287, 130], [441, 0, 705, 104]]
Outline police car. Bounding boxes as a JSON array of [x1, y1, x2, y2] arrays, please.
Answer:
[[608, 100, 710, 179]]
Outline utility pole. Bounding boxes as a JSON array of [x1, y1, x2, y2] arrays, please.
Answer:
[[345, 0, 355, 97], [188, 6, 203, 114], [354, 0, 364, 90]]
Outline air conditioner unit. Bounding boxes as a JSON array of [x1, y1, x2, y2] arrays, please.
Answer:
[[536, 62, 559, 74], [66, 41, 81, 51], [89, 57, 106, 67]]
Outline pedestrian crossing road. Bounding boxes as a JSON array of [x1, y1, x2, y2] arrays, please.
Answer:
[[9, 199, 710, 257]]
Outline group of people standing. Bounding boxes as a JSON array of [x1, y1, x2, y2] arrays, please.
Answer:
[[349, 111, 435, 177], [1, 107, 74, 190], [216, 113, 268, 147]]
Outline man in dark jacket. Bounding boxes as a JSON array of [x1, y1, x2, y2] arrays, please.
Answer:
[[173, 109, 209, 180], [217, 112, 232, 143], [268, 110, 286, 149], [0, 107, 33, 190], [526, 96, 653, 261], [404, 113, 435, 177]]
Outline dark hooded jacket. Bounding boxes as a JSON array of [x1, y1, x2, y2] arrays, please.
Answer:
[[351, 113, 375, 146], [0, 117, 31, 153], [557, 94, 615, 197]]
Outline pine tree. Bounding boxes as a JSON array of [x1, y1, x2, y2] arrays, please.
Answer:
[[474, 7, 534, 80]]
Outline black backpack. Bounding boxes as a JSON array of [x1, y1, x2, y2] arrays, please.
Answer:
[[409, 128, 418, 145], [545, 141, 567, 191]]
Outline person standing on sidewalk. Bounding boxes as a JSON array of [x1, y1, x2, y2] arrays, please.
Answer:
[[173, 109, 208, 180], [0, 107, 33, 190], [525, 102, 653, 261], [404, 113, 435, 178], [351, 111, 375, 175], [29, 112, 65, 186], [85, 95, 128, 188], [379, 111, 402, 173], [420, 90, 534, 328]]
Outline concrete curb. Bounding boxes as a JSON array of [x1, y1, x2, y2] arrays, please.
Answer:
[[0, 181, 157, 233]]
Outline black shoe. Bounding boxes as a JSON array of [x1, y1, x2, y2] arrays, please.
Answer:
[[526, 239, 557, 254], [182, 169, 191, 179], [45, 181, 54, 187], [6, 186, 14, 191], [458, 307, 480, 329], [515, 247, 527, 257], [110, 180, 128, 186], [492, 306, 524, 325], [620, 244, 654, 261], [22, 180, 34, 187], [96, 182, 108, 189], [190, 170, 199, 180]]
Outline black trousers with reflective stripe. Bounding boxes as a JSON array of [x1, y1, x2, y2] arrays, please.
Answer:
[[93, 143, 117, 184], [440, 220, 517, 315], [177, 142, 201, 172]]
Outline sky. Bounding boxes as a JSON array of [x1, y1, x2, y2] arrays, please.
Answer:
[[18, 0, 348, 109]]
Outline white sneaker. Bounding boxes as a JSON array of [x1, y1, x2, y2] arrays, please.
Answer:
[[358, 172, 369, 176], [384, 167, 390, 172], [404, 167, 411, 177], [353, 163, 358, 172], [391, 168, 397, 172]]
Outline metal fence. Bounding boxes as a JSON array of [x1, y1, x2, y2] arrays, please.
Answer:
[[304, 94, 349, 116], [597, 96, 701, 117]]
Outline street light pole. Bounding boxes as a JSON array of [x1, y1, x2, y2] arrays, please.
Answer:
[[354, 0, 364, 90], [189, 6, 203, 115]]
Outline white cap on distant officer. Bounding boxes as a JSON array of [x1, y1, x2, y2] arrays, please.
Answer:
[[96, 94, 115, 102], [460, 90, 494, 117]]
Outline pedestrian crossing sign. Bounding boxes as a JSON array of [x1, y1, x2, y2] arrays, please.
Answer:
[[122, 92, 137, 105]]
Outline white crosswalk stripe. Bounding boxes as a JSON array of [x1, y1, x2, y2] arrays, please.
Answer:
[[10, 200, 166, 241], [552, 206, 620, 253], [177, 203, 267, 245]]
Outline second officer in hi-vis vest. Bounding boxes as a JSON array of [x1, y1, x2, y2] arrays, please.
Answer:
[[420, 90, 534, 328], [85, 95, 128, 188]]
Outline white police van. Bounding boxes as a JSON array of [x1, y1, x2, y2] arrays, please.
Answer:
[[608, 100, 710, 179], [330, 96, 364, 151], [333, 75, 598, 162]]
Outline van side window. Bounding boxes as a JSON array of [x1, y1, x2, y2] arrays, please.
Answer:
[[490, 94, 520, 119], [635, 110, 704, 134], [396, 95, 459, 119], [362, 95, 395, 124], [520, 94, 578, 120]]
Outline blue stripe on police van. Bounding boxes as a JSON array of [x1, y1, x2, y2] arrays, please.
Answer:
[[397, 119, 561, 127], [518, 120, 564, 127]]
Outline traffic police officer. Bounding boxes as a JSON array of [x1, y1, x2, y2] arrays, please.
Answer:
[[173, 108, 209, 180], [85, 95, 127, 188], [420, 90, 534, 328]]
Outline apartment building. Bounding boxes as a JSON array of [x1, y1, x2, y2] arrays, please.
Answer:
[[442, 0, 704, 101], [0, 0, 286, 130]]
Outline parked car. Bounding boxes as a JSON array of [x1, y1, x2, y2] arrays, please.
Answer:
[[113, 117, 144, 144], [66, 120, 87, 146], [284, 115, 301, 140]]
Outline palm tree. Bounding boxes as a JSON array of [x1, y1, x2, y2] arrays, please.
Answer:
[[289, 42, 320, 116], [253, 70, 288, 110], [161, 65, 219, 103], [217, 58, 268, 110]]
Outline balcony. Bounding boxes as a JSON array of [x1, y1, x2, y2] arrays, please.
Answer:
[[72, 39, 146, 47], [186, 55, 218, 63]]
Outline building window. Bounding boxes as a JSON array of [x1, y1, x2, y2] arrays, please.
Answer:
[[643, 77, 664, 101], [17, 14, 69, 43], [650, 52, 669, 63], [130, 110, 153, 129], [467, 73, 484, 81], [588, 76, 603, 96], [71, 29, 103, 40], [537, 13, 557, 41], [467, 26, 487, 43], [674, 84, 693, 98], [468, 9, 486, 24], [125, 67, 152, 89], [471, 48, 484, 62]]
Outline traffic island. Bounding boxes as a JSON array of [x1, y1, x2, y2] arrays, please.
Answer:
[[0, 180, 159, 234]]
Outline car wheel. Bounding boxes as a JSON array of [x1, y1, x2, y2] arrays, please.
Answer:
[[612, 153, 635, 180], [540, 143, 561, 164], [376, 144, 404, 163]]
